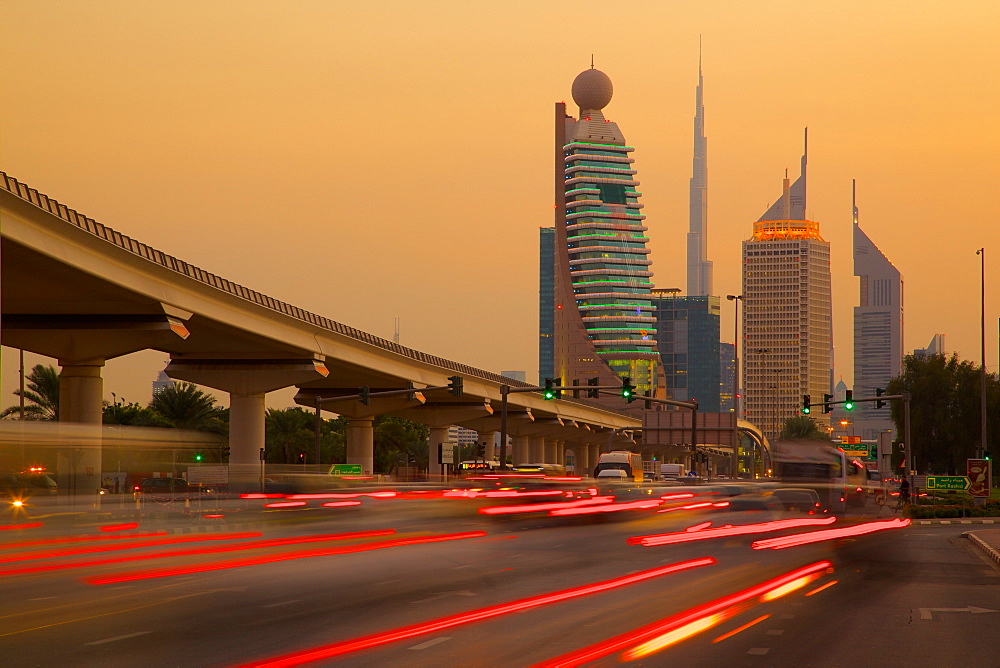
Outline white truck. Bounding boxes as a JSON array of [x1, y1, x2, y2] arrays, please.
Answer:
[[660, 463, 686, 479]]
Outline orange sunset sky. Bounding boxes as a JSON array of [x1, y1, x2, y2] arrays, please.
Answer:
[[2, 0, 998, 409]]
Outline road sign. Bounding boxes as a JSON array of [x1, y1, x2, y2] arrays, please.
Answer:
[[330, 464, 362, 476], [187, 465, 229, 484], [925, 476, 971, 491], [842, 449, 868, 458], [840, 436, 862, 444]]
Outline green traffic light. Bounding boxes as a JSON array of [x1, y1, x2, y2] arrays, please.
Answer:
[[802, 406, 811, 414], [844, 390, 854, 411], [194, 453, 203, 462]]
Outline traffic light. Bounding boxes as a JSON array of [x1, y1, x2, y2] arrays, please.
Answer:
[[621, 377, 636, 402], [448, 375, 463, 397], [543, 378, 559, 400], [823, 393, 833, 413], [221, 445, 230, 459], [572, 378, 581, 399], [359, 386, 370, 405], [802, 394, 811, 414], [193, 452, 203, 462], [587, 377, 600, 398], [874, 387, 886, 409], [986, 451, 992, 461], [844, 390, 854, 411], [298, 452, 305, 463], [476, 443, 486, 458]]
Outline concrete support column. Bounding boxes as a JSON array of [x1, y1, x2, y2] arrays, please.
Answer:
[[512, 435, 530, 466], [230, 392, 266, 487], [346, 417, 375, 476], [479, 431, 497, 461], [575, 444, 591, 476], [428, 426, 450, 480], [58, 360, 105, 497], [528, 436, 545, 463], [589, 444, 601, 473], [544, 439, 558, 464]]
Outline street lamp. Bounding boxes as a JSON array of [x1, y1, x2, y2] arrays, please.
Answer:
[[977, 248, 987, 460], [726, 295, 743, 417]]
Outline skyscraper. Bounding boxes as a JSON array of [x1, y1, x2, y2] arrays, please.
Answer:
[[687, 48, 713, 296], [742, 131, 832, 443], [553, 67, 662, 408], [852, 181, 903, 440], [539, 227, 555, 384], [652, 293, 721, 412]]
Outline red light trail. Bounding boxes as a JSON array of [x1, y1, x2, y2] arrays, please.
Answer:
[[629, 516, 837, 546], [86, 531, 486, 585], [0, 530, 395, 577], [537, 560, 833, 666], [751, 517, 910, 550], [0, 532, 262, 564], [240, 557, 715, 667], [0, 532, 168, 550]]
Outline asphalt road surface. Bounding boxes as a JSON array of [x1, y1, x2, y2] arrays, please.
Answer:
[[2, 493, 998, 667]]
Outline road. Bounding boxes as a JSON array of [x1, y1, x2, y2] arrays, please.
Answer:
[[2, 491, 998, 666]]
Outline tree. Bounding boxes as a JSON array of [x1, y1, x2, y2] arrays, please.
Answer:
[[1, 364, 59, 420], [780, 415, 830, 441], [149, 382, 227, 434], [373, 416, 429, 473], [886, 353, 1000, 475], [103, 401, 166, 427], [264, 408, 345, 465]]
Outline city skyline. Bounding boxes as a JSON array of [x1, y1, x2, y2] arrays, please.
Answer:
[[2, 1, 998, 410]]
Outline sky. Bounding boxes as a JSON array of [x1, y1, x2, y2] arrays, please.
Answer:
[[2, 0, 999, 410]]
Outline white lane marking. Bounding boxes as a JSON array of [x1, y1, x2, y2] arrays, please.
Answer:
[[106, 586, 134, 591], [85, 631, 150, 645], [747, 648, 769, 655], [766, 629, 785, 635], [412, 590, 476, 604], [28, 597, 58, 601], [409, 637, 451, 650], [452, 564, 473, 569], [261, 600, 303, 608], [375, 579, 402, 586]]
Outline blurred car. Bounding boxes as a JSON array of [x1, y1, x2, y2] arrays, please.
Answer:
[[769, 487, 823, 514], [2, 469, 58, 496], [133, 477, 195, 494], [718, 493, 787, 516]]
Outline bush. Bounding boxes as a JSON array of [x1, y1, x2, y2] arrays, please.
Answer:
[[906, 503, 1000, 519]]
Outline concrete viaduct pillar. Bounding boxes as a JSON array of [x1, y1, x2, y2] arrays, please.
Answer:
[[528, 436, 545, 463], [57, 359, 105, 497], [512, 435, 530, 466], [346, 417, 375, 476], [478, 431, 497, 461]]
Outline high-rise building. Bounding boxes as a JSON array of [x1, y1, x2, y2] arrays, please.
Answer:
[[553, 67, 662, 409], [687, 48, 713, 296], [742, 131, 832, 443], [152, 369, 173, 397], [913, 334, 946, 358], [652, 293, 721, 412], [720, 342, 736, 413], [539, 227, 556, 384], [852, 181, 902, 440]]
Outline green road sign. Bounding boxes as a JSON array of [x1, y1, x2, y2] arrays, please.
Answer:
[[925, 476, 971, 491], [330, 464, 363, 476]]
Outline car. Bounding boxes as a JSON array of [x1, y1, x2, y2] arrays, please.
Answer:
[[133, 477, 195, 494], [769, 487, 823, 513]]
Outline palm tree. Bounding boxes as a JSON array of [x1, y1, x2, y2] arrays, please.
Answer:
[[265, 407, 314, 463], [149, 381, 226, 434], [1, 364, 59, 420]]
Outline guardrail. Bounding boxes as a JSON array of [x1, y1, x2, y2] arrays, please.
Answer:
[[0, 171, 621, 412]]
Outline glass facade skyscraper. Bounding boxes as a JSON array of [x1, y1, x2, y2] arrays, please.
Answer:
[[853, 182, 902, 440], [553, 68, 662, 406], [652, 294, 721, 412], [539, 226, 555, 384]]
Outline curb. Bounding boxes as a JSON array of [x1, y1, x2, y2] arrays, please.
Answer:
[[964, 531, 1000, 566], [912, 519, 997, 525]]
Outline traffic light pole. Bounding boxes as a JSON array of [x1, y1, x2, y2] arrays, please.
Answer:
[[498, 383, 628, 470]]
